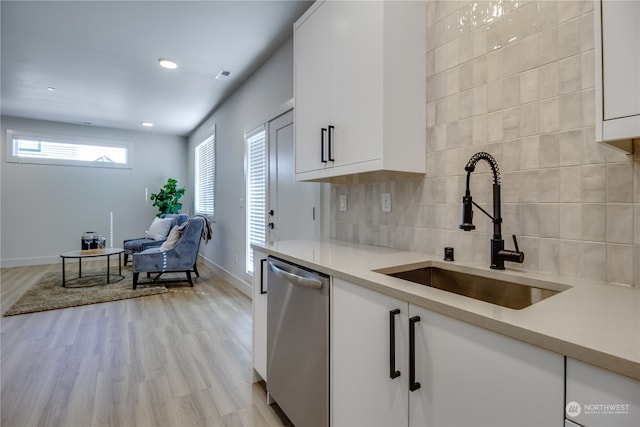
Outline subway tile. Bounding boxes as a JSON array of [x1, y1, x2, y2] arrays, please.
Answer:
[[558, 1, 582, 24], [582, 204, 607, 242], [558, 92, 583, 131], [558, 55, 581, 95], [559, 204, 582, 240], [472, 85, 488, 116], [520, 136, 540, 170], [539, 204, 560, 238], [581, 164, 607, 203], [607, 162, 634, 203], [559, 239, 583, 278], [520, 34, 540, 72], [521, 203, 540, 236], [581, 50, 595, 90], [539, 133, 560, 168], [538, 168, 559, 202], [488, 110, 504, 142], [538, 27, 559, 66], [472, 115, 488, 145], [472, 56, 488, 87], [503, 74, 521, 108], [582, 241, 606, 282], [539, 62, 559, 99], [559, 129, 584, 166], [607, 244, 634, 286], [558, 17, 581, 58], [539, 238, 560, 275], [487, 80, 503, 112], [559, 166, 582, 202], [607, 204, 634, 244], [580, 12, 595, 52], [581, 88, 595, 127], [520, 102, 540, 136], [503, 106, 521, 139], [539, 97, 560, 133], [520, 68, 539, 103]]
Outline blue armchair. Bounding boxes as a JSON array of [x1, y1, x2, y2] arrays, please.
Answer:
[[123, 214, 188, 266], [132, 216, 205, 289]]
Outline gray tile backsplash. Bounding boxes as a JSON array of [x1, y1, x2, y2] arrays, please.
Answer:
[[331, 0, 639, 287]]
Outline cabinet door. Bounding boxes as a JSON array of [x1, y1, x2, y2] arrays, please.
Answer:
[[409, 304, 564, 427], [332, 278, 408, 427], [329, 0, 383, 168], [252, 250, 268, 382], [601, 0, 640, 121], [294, 1, 331, 175], [566, 358, 640, 427]]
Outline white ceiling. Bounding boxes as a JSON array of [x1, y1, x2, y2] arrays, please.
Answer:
[[1, 0, 312, 136]]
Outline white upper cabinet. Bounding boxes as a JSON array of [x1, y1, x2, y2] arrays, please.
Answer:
[[595, 0, 640, 152], [294, 0, 426, 182]]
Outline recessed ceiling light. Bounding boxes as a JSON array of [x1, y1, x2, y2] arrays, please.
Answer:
[[141, 122, 154, 127], [158, 58, 177, 69], [47, 86, 56, 91]]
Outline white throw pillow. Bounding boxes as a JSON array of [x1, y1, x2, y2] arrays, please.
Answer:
[[160, 224, 184, 250], [146, 217, 173, 240]]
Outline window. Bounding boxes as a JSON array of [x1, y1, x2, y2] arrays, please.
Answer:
[[246, 126, 267, 274], [6, 131, 129, 168], [195, 130, 216, 216]]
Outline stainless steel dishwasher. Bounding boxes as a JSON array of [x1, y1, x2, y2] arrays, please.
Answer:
[[267, 256, 329, 427]]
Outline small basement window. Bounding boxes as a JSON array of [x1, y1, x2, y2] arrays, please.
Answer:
[[6, 130, 130, 169]]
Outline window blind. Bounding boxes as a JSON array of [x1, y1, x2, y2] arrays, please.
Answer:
[[195, 132, 215, 216], [246, 127, 267, 274]]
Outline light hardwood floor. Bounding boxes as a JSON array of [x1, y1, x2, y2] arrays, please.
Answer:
[[1, 262, 285, 427]]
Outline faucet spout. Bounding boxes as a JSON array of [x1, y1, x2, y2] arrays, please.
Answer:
[[459, 152, 524, 270]]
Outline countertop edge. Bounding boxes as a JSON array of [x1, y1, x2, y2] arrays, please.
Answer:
[[254, 241, 640, 381]]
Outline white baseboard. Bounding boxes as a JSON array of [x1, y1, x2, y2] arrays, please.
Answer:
[[1, 256, 60, 268], [198, 254, 252, 297]]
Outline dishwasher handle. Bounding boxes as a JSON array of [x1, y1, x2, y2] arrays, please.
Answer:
[[268, 261, 323, 290]]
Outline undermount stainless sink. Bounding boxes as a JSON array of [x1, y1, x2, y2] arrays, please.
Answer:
[[378, 265, 568, 310]]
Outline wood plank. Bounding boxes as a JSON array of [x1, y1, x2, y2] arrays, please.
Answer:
[[1, 262, 285, 427]]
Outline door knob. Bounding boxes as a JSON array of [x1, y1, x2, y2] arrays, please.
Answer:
[[267, 222, 274, 229], [269, 210, 274, 216]]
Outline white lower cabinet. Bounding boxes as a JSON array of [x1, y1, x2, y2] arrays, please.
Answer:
[[565, 358, 640, 427], [252, 249, 268, 382], [332, 278, 565, 427]]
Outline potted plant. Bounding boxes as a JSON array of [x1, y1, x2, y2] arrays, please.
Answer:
[[150, 178, 185, 216]]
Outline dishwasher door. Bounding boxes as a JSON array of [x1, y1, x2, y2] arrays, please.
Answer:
[[267, 256, 329, 427]]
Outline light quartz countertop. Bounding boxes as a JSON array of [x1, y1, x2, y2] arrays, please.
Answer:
[[255, 239, 640, 381]]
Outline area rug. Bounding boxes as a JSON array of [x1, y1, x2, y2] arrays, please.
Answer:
[[3, 268, 168, 316]]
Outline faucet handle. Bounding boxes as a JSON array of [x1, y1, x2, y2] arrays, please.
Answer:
[[512, 234, 520, 253]]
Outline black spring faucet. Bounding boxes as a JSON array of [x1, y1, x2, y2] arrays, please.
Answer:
[[460, 152, 524, 270]]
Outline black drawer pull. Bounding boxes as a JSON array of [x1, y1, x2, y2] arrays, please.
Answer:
[[320, 128, 328, 163], [260, 258, 267, 294], [409, 315, 421, 392], [389, 308, 401, 379]]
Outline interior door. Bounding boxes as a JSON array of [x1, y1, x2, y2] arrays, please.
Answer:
[[268, 110, 320, 243]]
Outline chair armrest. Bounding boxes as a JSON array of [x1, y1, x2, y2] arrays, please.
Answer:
[[132, 248, 167, 273]]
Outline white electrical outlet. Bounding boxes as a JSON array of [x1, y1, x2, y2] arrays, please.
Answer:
[[381, 193, 391, 212], [339, 194, 347, 211]]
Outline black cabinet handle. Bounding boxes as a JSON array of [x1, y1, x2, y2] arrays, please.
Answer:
[[409, 315, 421, 392], [321, 128, 328, 163], [389, 309, 401, 379], [328, 125, 335, 161], [260, 259, 267, 294]]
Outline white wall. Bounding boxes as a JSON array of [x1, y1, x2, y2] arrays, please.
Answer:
[[1, 116, 188, 267], [189, 38, 296, 294]]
